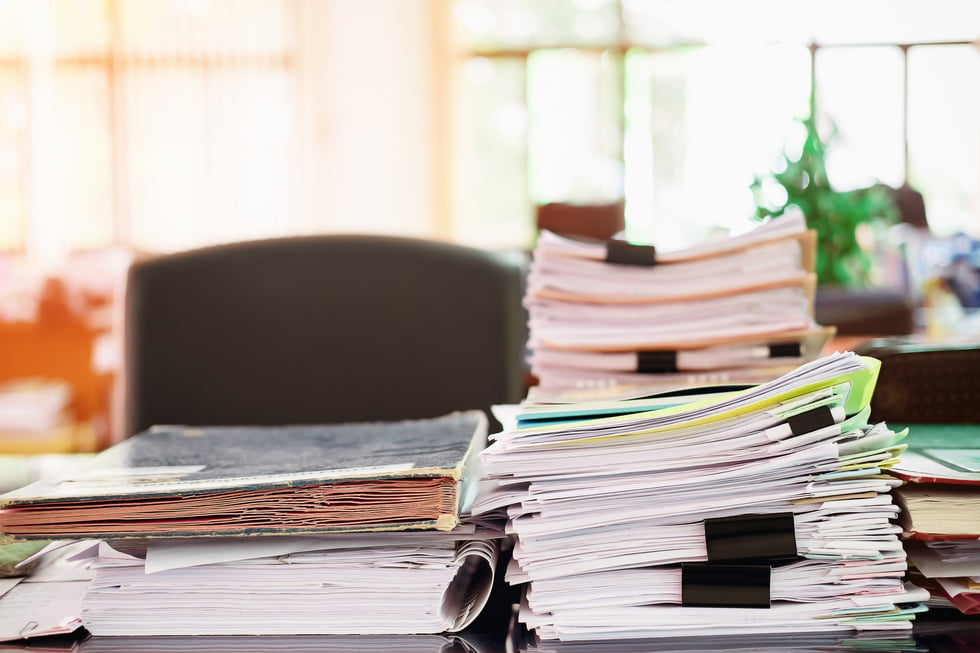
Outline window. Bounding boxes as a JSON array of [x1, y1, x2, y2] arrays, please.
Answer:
[[3, 1, 976, 260], [0, 0, 299, 261], [452, 0, 980, 249]]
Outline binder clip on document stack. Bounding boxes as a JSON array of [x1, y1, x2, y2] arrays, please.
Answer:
[[525, 211, 834, 396], [478, 352, 929, 641], [0, 411, 499, 639]]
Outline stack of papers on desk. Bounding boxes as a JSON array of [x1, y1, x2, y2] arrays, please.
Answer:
[[75, 530, 496, 636], [526, 212, 833, 392], [889, 424, 980, 614], [0, 411, 502, 637], [479, 352, 928, 641]]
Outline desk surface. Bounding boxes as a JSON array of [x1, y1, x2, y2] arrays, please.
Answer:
[[6, 610, 979, 653]]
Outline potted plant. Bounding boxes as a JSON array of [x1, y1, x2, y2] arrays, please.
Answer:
[[751, 115, 897, 288]]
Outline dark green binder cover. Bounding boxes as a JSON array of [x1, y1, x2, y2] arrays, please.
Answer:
[[0, 411, 487, 540]]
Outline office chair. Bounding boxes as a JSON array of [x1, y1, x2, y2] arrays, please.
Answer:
[[124, 234, 528, 437]]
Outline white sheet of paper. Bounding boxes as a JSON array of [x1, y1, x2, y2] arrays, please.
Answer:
[[142, 526, 487, 573], [908, 540, 980, 579], [937, 576, 974, 598], [0, 578, 22, 599], [82, 538, 498, 636]]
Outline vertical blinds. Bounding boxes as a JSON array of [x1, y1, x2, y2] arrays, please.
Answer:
[[0, 0, 300, 260]]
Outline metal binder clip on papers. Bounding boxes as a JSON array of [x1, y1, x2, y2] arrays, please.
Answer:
[[605, 240, 657, 267], [478, 352, 926, 641]]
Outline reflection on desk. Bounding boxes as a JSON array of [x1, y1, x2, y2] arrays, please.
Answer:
[[517, 616, 980, 652], [1, 611, 977, 653], [76, 633, 485, 653]]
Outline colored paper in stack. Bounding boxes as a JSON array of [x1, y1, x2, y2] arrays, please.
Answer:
[[889, 424, 980, 615], [526, 212, 834, 393], [477, 352, 928, 641], [0, 411, 501, 637]]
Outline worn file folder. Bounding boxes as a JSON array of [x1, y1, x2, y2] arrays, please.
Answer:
[[0, 411, 487, 540]]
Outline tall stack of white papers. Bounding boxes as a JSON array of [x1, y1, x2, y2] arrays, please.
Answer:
[[74, 530, 496, 636], [526, 212, 833, 393], [478, 352, 929, 642]]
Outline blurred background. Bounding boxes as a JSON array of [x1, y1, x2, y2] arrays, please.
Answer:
[[0, 0, 978, 463]]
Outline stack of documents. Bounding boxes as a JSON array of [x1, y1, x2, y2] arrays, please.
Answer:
[[71, 531, 496, 636], [478, 352, 928, 641], [889, 424, 980, 614], [0, 411, 500, 636], [526, 212, 833, 392]]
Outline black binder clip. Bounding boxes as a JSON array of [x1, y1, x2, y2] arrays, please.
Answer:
[[704, 512, 798, 563], [605, 240, 656, 266], [787, 405, 837, 436], [637, 350, 678, 374], [768, 342, 802, 358], [681, 562, 771, 608]]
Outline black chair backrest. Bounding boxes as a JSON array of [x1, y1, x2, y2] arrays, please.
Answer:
[[124, 234, 527, 436]]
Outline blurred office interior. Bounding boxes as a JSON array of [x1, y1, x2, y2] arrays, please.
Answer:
[[0, 0, 978, 461]]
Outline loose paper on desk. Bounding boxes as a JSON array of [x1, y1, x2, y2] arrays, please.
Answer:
[[0, 543, 93, 642]]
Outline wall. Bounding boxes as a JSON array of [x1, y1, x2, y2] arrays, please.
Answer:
[[297, 0, 453, 240]]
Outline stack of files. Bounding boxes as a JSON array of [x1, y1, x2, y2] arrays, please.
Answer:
[[68, 531, 496, 636], [526, 211, 834, 392], [0, 411, 501, 636], [889, 424, 980, 615], [477, 352, 929, 642]]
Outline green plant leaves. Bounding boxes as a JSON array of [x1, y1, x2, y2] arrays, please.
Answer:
[[752, 116, 897, 287]]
